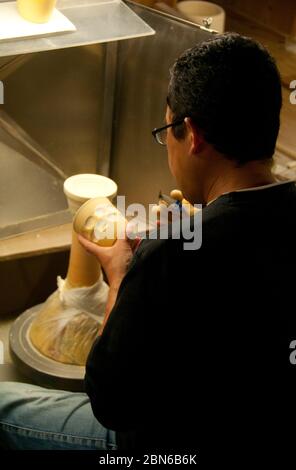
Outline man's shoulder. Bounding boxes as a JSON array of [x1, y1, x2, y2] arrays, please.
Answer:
[[130, 181, 296, 265], [132, 202, 228, 262], [132, 237, 170, 263]]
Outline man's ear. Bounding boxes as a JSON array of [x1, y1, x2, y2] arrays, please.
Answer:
[[184, 117, 205, 154]]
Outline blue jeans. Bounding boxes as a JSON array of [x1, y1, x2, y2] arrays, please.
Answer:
[[0, 382, 117, 450]]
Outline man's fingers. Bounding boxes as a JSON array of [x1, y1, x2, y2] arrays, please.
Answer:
[[78, 233, 138, 256], [78, 234, 104, 256]]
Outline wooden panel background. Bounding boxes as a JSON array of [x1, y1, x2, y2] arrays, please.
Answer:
[[212, 0, 296, 37]]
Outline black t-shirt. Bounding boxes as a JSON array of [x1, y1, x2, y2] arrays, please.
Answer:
[[85, 182, 296, 460]]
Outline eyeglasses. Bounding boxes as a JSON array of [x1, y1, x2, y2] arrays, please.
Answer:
[[152, 119, 184, 146]]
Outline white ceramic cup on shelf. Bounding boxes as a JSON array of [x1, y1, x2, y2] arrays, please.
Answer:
[[176, 1, 226, 33], [63, 174, 118, 215]]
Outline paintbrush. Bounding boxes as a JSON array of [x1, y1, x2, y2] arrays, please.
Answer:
[[158, 190, 182, 208]]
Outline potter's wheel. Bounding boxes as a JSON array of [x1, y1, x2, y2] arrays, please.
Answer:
[[9, 304, 85, 392]]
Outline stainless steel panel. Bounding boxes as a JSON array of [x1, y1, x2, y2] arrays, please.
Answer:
[[96, 42, 118, 176], [2, 44, 106, 177], [110, 4, 214, 208], [0, 5, 213, 240], [0, 43, 111, 238], [0, 139, 68, 234]]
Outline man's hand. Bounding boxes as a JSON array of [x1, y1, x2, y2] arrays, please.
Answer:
[[78, 235, 140, 333], [78, 235, 138, 287]]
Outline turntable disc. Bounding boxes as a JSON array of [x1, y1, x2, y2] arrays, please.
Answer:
[[9, 304, 85, 392]]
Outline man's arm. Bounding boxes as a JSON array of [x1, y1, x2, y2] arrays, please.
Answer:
[[78, 234, 138, 334], [100, 279, 121, 333], [79, 234, 173, 432], [83, 239, 167, 432]]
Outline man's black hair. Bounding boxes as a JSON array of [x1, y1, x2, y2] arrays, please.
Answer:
[[167, 32, 282, 164]]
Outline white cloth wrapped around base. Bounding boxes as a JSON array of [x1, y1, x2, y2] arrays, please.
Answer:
[[29, 274, 109, 366]]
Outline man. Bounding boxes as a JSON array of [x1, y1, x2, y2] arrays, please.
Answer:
[[1, 33, 295, 461]]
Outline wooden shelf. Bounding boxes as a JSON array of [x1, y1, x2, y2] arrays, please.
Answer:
[[0, 223, 72, 261]]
